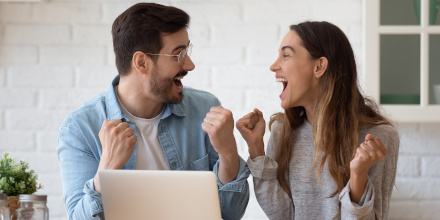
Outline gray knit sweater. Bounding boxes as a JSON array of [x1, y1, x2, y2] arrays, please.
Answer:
[[247, 120, 399, 220]]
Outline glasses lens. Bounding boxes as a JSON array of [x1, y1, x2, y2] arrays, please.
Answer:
[[178, 44, 192, 65]]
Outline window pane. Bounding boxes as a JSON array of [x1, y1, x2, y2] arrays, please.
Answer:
[[380, 35, 420, 104], [430, 34, 440, 104], [381, 0, 420, 25], [430, 0, 440, 25]]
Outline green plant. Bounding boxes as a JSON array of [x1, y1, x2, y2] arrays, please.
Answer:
[[0, 153, 42, 196]]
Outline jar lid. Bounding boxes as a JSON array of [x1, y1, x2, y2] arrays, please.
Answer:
[[19, 194, 47, 202], [0, 193, 6, 200]]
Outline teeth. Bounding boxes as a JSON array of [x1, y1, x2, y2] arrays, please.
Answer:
[[174, 76, 183, 80], [276, 78, 287, 83]]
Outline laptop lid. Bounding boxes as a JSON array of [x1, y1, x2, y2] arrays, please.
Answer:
[[99, 170, 222, 220]]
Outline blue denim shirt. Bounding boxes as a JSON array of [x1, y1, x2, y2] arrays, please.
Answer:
[[57, 76, 250, 220]]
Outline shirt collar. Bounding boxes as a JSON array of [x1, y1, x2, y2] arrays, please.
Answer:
[[105, 76, 186, 120]]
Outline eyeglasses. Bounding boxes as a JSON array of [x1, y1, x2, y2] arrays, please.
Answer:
[[131, 43, 193, 66]]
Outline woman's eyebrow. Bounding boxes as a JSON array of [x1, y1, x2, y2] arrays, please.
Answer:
[[281, 46, 295, 53]]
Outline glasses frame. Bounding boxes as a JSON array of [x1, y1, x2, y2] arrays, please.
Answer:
[[136, 43, 192, 66]]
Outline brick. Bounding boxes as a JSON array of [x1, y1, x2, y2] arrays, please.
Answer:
[[311, 0, 362, 25], [14, 152, 60, 174], [0, 46, 38, 66], [9, 66, 74, 88], [3, 24, 70, 45], [0, 3, 32, 22], [0, 131, 35, 151], [246, 43, 280, 66], [37, 131, 59, 153], [392, 178, 440, 200], [396, 156, 419, 177], [183, 65, 211, 88], [0, 110, 3, 129], [40, 88, 103, 109], [0, 68, 5, 86], [37, 173, 64, 196], [76, 66, 118, 88], [174, 2, 241, 24], [188, 24, 210, 45], [212, 24, 278, 44], [5, 109, 70, 131], [40, 46, 106, 65], [389, 201, 440, 220], [399, 133, 440, 155], [0, 89, 37, 107], [244, 1, 311, 23], [192, 44, 244, 65], [420, 123, 440, 136], [73, 25, 112, 45], [397, 123, 420, 133], [422, 157, 440, 177], [203, 88, 245, 110], [32, 2, 101, 23], [245, 88, 284, 115], [212, 65, 278, 89]]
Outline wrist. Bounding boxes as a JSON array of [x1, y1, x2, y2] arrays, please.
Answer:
[[249, 140, 265, 159]]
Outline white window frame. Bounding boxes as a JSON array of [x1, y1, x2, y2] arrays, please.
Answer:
[[363, 0, 440, 122]]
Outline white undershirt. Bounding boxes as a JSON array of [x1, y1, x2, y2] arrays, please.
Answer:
[[115, 87, 170, 170]]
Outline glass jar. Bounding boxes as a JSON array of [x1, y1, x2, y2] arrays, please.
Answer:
[[0, 193, 11, 220], [16, 195, 49, 220]]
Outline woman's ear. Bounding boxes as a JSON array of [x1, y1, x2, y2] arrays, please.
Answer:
[[314, 57, 328, 78], [131, 51, 151, 75]]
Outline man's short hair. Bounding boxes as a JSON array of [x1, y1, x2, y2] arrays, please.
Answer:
[[112, 3, 190, 76]]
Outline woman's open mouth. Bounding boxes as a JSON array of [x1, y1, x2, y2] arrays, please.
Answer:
[[276, 78, 288, 92]]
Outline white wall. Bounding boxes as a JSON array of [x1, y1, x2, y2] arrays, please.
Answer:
[[0, 0, 439, 219]]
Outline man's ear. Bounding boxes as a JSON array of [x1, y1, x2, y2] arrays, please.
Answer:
[[131, 51, 151, 75], [314, 56, 328, 78]]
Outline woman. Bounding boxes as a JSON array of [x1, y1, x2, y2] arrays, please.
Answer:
[[236, 21, 399, 220]]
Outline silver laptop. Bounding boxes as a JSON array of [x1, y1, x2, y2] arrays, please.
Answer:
[[99, 170, 222, 220]]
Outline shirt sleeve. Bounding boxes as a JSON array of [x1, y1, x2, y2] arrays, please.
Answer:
[[57, 118, 103, 220], [247, 121, 294, 220], [339, 125, 400, 219], [212, 154, 250, 220]]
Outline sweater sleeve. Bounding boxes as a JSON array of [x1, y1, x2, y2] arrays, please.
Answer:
[[247, 120, 294, 219], [339, 125, 400, 220]]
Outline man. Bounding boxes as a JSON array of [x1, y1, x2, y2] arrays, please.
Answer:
[[57, 3, 250, 220]]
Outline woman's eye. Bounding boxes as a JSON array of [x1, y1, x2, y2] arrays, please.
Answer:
[[282, 54, 290, 59]]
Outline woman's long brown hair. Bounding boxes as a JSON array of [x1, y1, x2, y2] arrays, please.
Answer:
[[270, 21, 392, 217]]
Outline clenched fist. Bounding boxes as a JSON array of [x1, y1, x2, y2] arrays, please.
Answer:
[[236, 108, 266, 159], [201, 106, 237, 157], [94, 119, 137, 193], [350, 134, 387, 176]]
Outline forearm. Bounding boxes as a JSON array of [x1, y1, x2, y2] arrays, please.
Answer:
[[349, 171, 369, 203], [249, 156, 294, 219], [248, 139, 265, 159], [217, 151, 239, 184]]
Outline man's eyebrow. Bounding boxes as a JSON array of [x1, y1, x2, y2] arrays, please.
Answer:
[[171, 41, 191, 53], [281, 46, 295, 52]]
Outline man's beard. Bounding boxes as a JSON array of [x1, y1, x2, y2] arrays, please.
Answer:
[[149, 68, 186, 104]]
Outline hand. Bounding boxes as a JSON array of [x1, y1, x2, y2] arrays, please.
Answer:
[[350, 134, 387, 176], [201, 106, 237, 157], [98, 119, 137, 170], [236, 108, 266, 159], [202, 106, 239, 184], [94, 119, 137, 193]]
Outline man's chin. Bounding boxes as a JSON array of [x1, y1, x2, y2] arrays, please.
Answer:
[[167, 92, 184, 104]]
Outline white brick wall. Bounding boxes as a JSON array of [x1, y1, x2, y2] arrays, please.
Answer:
[[0, 1, 439, 220]]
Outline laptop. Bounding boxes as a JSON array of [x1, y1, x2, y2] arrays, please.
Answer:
[[99, 170, 222, 220]]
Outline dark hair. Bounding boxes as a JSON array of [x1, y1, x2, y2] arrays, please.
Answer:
[[270, 21, 391, 219], [112, 3, 190, 76]]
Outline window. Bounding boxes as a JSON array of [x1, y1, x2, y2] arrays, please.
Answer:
[[363, 0, 440, 122]]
